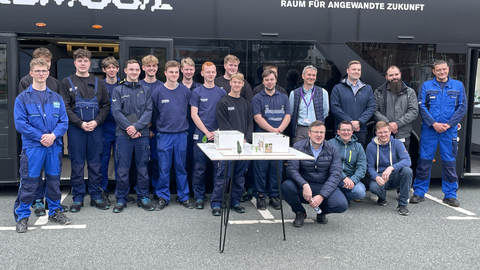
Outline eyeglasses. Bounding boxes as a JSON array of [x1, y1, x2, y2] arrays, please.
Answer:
[[339, 129, 352, 132], [33, 70, 49, 74], [309, 131, 325, 135]]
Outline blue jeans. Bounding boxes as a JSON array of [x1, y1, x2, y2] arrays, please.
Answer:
[[339, 182, 366, 202], [369, 167, 413, 206]]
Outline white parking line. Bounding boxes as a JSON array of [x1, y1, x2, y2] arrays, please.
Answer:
[[229, 219, 315, 225], [34, 187, 71, 226], [41, 225, 87, 229], [0, 227, 36, 231], [250, 199, 275, 219], [445, 216, 480, 220], [424, 193, 476, 216]]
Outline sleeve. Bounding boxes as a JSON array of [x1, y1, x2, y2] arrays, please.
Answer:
[[245, 101, 254, 143], [357, 86, 376, 125], [251, 95, 262, 117], [350, 143, 367, 184], [59, 78, 83, 128], [318, 145, 342, 199], [95, 81, 110, 125], [286, 159, 307, 188], [446, 83, 468, 128], [366, 143, 379, 179], [151, 89, 160, 131], [19, 76, 31, 93], [242, 81, 253, 102], [134, 87, 153, 132], [111, 87, 131, 131], [322, 88, 329, 119], [13, 96, 43, 142], [215, 99, 234, 130], [52, 97, 69, 139], [330, 85, 353, 122], [392, 141, 411, 171], [189, 89, 199, 107], [418, 82, 436, 127], [372, 89, 390, 123], [284, 93, 291, 115], [396, 88, 419, 128]]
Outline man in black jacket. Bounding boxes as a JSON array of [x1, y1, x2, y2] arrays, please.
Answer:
[[281, 120, 347, 227]]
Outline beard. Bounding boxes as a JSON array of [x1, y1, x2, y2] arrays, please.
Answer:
[[389, 80, 402, 94]]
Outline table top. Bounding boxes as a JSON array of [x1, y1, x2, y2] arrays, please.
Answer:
[[197, 143, 315, 161]]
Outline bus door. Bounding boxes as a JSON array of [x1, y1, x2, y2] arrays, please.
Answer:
[[464, 45, 480, 177], [0, 34, 19, 184], [119, 37, 173, 81]]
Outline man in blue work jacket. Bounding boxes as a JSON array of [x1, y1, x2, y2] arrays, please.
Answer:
[[14, 58, 71, 233], [252, 69, 291, 210], [111, 59, 154, 213], [410, 60, 467, 207]]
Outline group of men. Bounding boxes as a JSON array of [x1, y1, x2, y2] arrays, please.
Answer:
[[13, 48, 467, 232]]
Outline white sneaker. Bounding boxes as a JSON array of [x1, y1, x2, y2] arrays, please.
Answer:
[[370, 194, 379, 202]]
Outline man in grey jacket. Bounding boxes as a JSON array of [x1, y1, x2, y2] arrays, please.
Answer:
[[373, 65, 418, 152]]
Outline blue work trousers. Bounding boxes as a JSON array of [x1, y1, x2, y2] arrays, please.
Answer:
[[101, 121, 117, 192], [413, 127, 459, 199], [149, 130, 159, 193], [68, 123, 103, 202], [192, 141, 217, 200], [14, 146, 63, 222], [339, 182, 366, 203], [114, 136, 150, 204], [156, 132, 189, 203], [281, 180, 348, 215], [370, 167, 413, 206], [211, 160, 249, 209], [253, 160, 282, 197]]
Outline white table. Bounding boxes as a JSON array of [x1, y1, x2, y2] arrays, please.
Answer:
[[197, 143, 315, 252]]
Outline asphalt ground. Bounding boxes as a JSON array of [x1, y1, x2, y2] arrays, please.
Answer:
[[1, 178, 480, 269]]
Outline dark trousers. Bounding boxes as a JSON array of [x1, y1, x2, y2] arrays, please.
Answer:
[[253, 160, 282, 197], [192, 141, 217, 200], [101, 121, 117, 192], [211, 160, 249, 209]]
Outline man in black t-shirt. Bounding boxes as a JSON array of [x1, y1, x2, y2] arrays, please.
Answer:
[[214, 55, 253, 102]]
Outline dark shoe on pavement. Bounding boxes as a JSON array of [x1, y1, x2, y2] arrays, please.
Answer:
[[212, 207, 221, 216], [377, 198, 387, 206], [316, 214, 328, 224], [194, 199, 204, 209], [293, 211, 306, 227], [155, 197, 167, 211], [232, 204, 245, 213], [179, 199, 194, 209], [70, 202, 84, 213], [16, 218, 28, 233], [241, 188, 253, 202], [443, 197, 460, 207], [48, 209, 71, 225], [269, 196, 282, 210], [127, 195, 135, 204], [175, 196, 180, 203], [153, 194, 160, 201], [398, 205, 409, 216], [60, 204, 69, 212], [32, 199, 46, 217], [256, 196, 266, 210], [102, 191, 111, 206], [113, 203, 126, 213], [90, 199, 109, 210], [138, 197, 155, 211], [410, 195, 425, 204]]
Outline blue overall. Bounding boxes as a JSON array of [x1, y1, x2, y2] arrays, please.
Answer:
[[252, 91, 289, 198], [192, 130, 218, 200], [13, 86, 68, 222], [101, 79, 119, 192], [211, 160, 250, 209], [66, 77, 104, 202], [413, 77, 467, 199]]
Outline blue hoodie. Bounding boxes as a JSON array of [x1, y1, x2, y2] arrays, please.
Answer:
[[366, 135, 411, 179]]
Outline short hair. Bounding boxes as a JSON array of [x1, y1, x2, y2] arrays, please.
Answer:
[[181, 57, 195, 68], [386, 65, 400, 75], [230, 72, 244, 81], [102, 57, 119, 69], [224, 54, 240, 65], [338, 121, 353, 130], [165, 60, 180, 70], [30, 58, 49, 71], [262, 69, 277, 79], [432, 60, 448, 69], [125, 59, 139, 68], [263, 63, 278, 71], [302, 65, 317, 75], [73, 49, 92, 60], [32, 48, 52, 59], [308, 120, 325, 131], [347, 60, 361, 68], [375, 121, 391, 131], [142, 55, 158, 66], [202, 61, 215, 71]]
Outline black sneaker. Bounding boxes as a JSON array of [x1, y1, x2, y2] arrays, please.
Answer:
[[293, 211, 306, 227], [175, 196, 180, 203], [16, 217, 28, 233], [60, 204, 69, 212], [256, 196, 267, 210], [102, 191, 111, 206], [113, 203, 126, 213], [232, 204, 245, 213], [127, 195, 135, 204], [179, 199, 194, 209], [155, 197, 167, 211], [241, 188, 253, 202], [316, 214, 328, 224], [70, 202, 84, 213], [153, 194, 160, 201], [194, 199, 204, 209], [48, 209, 71, 225], [410, 195, 425, 204], [377, 198, 387, 206], [32, 199, 46, 217], [269, 196, 282, 210], [212, 207, 221, 216], [137, 197, 155, 211], [398, 205, 409, 216], [443, 197, 460, 207], [90, 199, 109, 210]]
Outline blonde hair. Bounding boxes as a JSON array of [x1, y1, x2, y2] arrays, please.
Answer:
[[142, 55, 159, 66]]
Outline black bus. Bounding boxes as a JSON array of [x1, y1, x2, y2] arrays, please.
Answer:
[[0, 0, 479, 183]]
